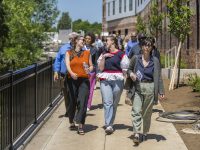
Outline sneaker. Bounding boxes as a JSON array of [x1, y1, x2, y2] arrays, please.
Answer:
[[133, 133, 140, 146], [87, 108, 90, 111], [105, 126, 114, 135]]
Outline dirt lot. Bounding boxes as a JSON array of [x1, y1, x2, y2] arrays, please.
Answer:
[[160, 80, 200, 150]]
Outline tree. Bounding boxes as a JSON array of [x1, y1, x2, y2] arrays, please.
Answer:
[[0, 0, 9, 52], [73, 19, 102, 34], [136, 15, 147, 35], [57, 12, 72, 30], [166, 0, 193, 90], [0, 0, 58, 72], [33, 0, 59, 32], [148, 1, 164, 37]]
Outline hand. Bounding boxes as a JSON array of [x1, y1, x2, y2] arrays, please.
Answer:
[[130, 72, 137, 81], [103, 53, 114, 58], [159, 94, 165, 100], [54, 72, 59, 81], [70, 72, 78, 80]]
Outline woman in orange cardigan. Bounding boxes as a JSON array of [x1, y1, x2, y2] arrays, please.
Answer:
[[65, 35, 93, 135]]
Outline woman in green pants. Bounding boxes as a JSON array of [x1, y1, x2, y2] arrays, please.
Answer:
[[127, 37, 165, 145]]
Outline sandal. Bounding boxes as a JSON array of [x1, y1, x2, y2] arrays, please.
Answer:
[[69, 123, 76, 130], [77, 127, 85, 135]]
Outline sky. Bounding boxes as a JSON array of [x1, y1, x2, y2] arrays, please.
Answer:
[[57, 0, 102, 23]]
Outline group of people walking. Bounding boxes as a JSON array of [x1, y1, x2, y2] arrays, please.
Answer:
[[53, 31, 165, 146]]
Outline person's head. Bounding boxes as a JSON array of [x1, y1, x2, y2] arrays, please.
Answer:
[[130, 32, 137, 41], [68, 32, 79, 41], [137, 33, 147, 45], [106, 34, 119, 50], [95, 34, 99, 39], [140, 37, 154, 56], [85, 32, 95, 45], [72, 35, 85, 49]]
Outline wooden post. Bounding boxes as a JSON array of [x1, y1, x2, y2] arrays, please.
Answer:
[[169, 41, 182, 90]]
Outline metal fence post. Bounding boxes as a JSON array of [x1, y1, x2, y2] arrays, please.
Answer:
[[34, 63, 38, 123], [9, 70, 13, 150], [49, 57, 53, 107]]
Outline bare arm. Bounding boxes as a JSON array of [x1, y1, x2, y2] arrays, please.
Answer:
[[98, 54, 105, 71], [98, 53, 114, 71], [89, 54, 94, 72]]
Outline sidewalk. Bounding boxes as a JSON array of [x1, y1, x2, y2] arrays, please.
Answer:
[[24, 84, 188, 150]]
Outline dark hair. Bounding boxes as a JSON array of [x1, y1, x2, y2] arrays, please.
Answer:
[[85, 32, 95, 44], [107, 34, 119, 49], [140, 37, 154, 47]]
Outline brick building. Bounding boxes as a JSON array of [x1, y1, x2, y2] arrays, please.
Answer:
[[138, 0, 200, 68], [102, 0, 200, 68], [102, 0, 151, 36]]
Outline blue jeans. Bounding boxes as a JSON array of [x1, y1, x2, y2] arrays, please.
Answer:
[[100, 80, 124, 127]]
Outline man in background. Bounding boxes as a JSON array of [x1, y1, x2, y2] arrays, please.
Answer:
[[54, 32, 79, 117]]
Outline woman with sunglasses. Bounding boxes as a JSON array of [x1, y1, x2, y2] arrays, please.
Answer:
[[127, 37, 165, 145], [65, 35, 93, 135]]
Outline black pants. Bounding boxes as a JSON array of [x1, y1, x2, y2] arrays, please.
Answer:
[[67, 77, 90, 124], [60, 74, 69, 114]]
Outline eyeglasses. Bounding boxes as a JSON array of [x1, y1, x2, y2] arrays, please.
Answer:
[[85, 37, 91, 40]]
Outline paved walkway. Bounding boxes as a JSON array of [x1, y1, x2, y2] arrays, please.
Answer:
[[24, 83, 188, 150]]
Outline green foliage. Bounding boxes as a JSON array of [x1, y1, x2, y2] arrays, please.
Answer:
[[0, 1, 9, 52], [73, 19, 102, 34], [33, 0, 59, 32], [148, 1, 164, 37], [57, 12, 72, 30], [187, 73, 200, 92], [166, 0, 193, 42], [160, 53, 187, 68], [136, 15, 147, 34], [0, 0, 58, 72]]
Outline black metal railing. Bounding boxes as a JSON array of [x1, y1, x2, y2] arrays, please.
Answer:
[[0, 58, 62, 150]]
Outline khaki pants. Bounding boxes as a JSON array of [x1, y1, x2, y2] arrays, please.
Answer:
[[131, 82, 154, 134]]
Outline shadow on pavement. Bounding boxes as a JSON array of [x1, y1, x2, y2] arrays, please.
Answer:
[[152, 109, 164, 113], [90, 104, 103, 110], [84, 124, 99, 133], [114, 124, 132, 131], [128, 133, 166, 142], [58, 114, 68, 118], [86, 113, 96, 116], [146, 134, 167, 142]]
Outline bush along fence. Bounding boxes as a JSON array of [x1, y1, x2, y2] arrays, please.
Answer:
[[0, 58, 62, 150]]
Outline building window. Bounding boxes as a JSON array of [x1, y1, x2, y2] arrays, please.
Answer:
[[138, 0, 140, 6], [124, 0, 126, 12], [129, 0, 133, 11], [113, 1, 115, 15], [108, 2, 110, 16], [141, 0, 142, 4], [119, 0, 122, 13]]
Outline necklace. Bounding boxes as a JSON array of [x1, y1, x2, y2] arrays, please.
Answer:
[[142, 56, 150, 67]]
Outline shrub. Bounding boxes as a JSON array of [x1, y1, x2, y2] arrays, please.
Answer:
[[186, 73, 200, 92]]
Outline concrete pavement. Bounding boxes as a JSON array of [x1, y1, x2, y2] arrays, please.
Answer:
[[24, 84, 188, 150]]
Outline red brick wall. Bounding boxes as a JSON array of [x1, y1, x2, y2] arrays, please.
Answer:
[[139, 0, 200, 68]]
